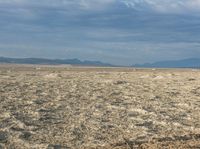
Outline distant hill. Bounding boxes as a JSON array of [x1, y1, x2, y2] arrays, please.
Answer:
[[0, 57, 114, 67], [133, 58, 200, 68]]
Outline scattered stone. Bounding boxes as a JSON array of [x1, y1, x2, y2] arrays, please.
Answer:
[[136, 121, 153, 127], [128, 111, 139, 117], [19, 132, 32, 140], [0, 131, 8, 143], [188, 78, 196, 81], [11, 126, 25, 132], [114, 81, 127, 85], [0, 144, 5, 149], [47, 144, 70, 149], [34, 99, 47, 105]]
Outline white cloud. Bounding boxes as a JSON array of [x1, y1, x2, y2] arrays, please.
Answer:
[[79, 0, 115, 10], [0, 0, 115, 10], [121, 0, 200, 13], [1, 0, 200, 14]]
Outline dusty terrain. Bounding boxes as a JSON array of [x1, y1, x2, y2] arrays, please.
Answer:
[[0, 64, 200, 149]]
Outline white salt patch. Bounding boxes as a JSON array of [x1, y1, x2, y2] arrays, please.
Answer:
[[153, 76, 164, 80], [1, 112, 10, 119], [154, 121, 167, 126], [101, 79, 113, 83], [173, 122, 182, 127], [1, 76, 10, 79], [44, 73, 58, 79], [177, 103, 190, 108], [107, 105, 126, 110], [166, 73, 173, 78], [140, 75, 150, 79], [129, 108, 147, 115]]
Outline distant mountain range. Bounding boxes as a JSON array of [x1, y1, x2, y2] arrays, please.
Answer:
[[1, 57, 200, 68], [133, 58, 200, 68], [0, 57, 114, 67]]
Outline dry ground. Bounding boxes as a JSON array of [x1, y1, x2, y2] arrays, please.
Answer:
[[0, 64, 200, 149]]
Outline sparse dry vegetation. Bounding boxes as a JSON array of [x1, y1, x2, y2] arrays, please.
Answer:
[[0, 65, 200, 148]]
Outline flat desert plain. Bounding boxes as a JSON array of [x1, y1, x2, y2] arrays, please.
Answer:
[[0, 65, 200, 149]]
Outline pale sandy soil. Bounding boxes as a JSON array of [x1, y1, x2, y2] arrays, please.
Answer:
[[0, 65, 200, 149]]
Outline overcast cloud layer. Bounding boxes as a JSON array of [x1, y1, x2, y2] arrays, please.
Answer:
[[0, 0, 200, 65]]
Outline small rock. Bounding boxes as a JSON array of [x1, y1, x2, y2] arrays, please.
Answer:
[[153, 76, 164, 80], [47, 144, 70, 149], [128, 111, 139, 117], [34, 99, 46, 105], [0, 144, 5, 149], [19, 132, 32, 140], [11, 126, 25, 132], [188, 78, 196, 81], [136, 121, 153, 127], [0, 131, 8, 143], [114, 80, 127, 85]]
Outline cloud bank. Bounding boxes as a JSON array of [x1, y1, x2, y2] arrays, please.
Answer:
[[0, 0, 200, 65], [1, 0, 200, 13], [122, 0, 200, 13]]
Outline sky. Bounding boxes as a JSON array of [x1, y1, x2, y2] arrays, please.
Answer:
[[0, 0, 200, 65]]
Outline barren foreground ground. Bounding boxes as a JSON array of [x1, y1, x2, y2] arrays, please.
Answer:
[[0, 65, 200, 149]]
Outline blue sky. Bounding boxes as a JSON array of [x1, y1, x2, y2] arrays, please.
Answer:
[[0, 0, 200, 65]]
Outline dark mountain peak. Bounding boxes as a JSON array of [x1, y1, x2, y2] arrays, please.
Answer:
[[0, 57, 114, 67], [133, 58, 200, 68]]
